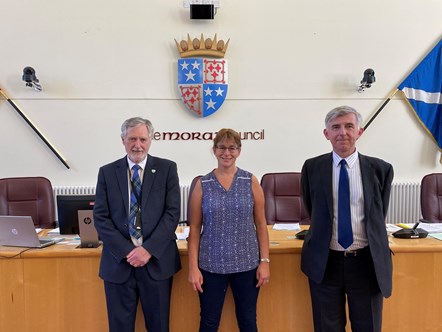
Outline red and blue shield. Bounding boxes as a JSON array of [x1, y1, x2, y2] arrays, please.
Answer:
[[178, 58, 228, 117], [175, 34, 229, 117]]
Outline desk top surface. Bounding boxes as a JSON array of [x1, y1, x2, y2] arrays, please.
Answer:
[[1, 225, 442, 258]]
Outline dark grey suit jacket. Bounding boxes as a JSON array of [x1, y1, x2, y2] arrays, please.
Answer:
[[301, 152, 394, 297], [93, 155, 181, 283]]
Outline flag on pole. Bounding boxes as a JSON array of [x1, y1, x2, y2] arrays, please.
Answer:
[[398, 38, 442, 151]]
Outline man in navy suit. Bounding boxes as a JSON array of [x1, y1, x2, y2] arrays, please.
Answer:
[[94, 117, 181, 332], [301, 106, 394, 332]]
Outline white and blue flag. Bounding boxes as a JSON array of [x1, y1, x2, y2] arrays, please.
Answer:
[[398, 38, 442, 150]]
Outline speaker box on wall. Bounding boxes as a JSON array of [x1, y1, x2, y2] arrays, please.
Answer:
[[190, 4, 214, 19]]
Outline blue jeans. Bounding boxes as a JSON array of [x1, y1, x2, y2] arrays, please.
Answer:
[[199, 268, 259, 332]]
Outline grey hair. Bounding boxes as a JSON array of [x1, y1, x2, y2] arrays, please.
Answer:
[[325, 106, 363, 128], [120, 117, 154, 139]]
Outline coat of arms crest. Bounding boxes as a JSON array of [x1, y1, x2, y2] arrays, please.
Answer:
[[175, 34, 229, 117]]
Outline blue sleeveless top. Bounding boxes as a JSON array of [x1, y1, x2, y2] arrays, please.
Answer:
[[199, 168, 259, 274]]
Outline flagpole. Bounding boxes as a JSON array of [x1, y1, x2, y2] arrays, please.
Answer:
[[363, 89, 399, 131], [0, 88, 70, 169]]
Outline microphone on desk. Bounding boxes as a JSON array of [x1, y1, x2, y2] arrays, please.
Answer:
[[411, 222, 420, 231], [392, 222, 428, 239]]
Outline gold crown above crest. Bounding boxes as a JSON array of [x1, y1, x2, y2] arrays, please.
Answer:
[[175, 34, 229, 58]]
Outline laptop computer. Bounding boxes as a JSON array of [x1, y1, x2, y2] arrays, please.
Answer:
[[0, 215, 56, 248], [77, 210, 100, 248]]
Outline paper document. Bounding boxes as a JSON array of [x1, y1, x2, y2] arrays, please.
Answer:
[[430, 233, 442, 241], [176, 226, 190, 240], [48, 227, 61, 235], [416, 223, 442, 233], [272, 223, 301, 231], [386, 224, 402, 233], [388, 223, 442, 234]]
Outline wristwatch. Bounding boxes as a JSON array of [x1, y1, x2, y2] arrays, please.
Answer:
[[260, 258, 270, 263]]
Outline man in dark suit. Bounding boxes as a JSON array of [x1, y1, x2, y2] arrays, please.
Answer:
[[94, 117, 181, 332], [301, 106, 394, 332]]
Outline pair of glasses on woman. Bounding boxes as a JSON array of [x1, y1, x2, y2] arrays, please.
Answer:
[[215, 145, 239, 152]]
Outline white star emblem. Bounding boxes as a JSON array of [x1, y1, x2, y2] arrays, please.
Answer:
[[185, 71, 196, 82], [204, 87, 213, 96], [191, 61, 200, 70], [215, 87, 224, 96], [180, 61, 189, 70], [205, 99, 216, 109]]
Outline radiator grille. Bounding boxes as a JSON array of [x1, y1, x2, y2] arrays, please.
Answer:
[[53, 186, 96, 196], [53, 182, 421, 224], [386, 182, 421, 224], [53, 185, 191, 222]]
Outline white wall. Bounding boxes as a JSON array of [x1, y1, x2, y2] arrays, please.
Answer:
[[0, 0, 441, 186]]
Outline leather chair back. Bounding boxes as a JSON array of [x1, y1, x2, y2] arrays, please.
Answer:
[[186, 175, 202, 225], [261, 172, 310, 225], [0, 177, 56, 228], [421, 173, 442, 223]]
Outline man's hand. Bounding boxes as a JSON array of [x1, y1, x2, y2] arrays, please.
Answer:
[[126, 246, 152, 267]]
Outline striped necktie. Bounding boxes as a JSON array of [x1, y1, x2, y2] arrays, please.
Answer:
[[129, 164, 142, 241]]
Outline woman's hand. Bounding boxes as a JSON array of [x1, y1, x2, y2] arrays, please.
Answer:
[[188, 267, 204, 293], [256, 262, 270, 287]]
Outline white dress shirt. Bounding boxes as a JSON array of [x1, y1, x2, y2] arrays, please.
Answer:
[[329, 151, 368, 251], [127, 156, 147, 246]]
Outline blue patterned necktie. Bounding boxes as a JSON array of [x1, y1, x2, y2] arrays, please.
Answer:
[[338, 159, 353, 249], [129, 164, 142, 241]]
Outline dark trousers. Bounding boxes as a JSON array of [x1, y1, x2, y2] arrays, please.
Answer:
[[309, 247, 383, 332], [199, 268, 259, 332], [104, 267, 173, 332]]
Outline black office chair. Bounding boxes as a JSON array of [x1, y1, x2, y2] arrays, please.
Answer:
[[0, 176, 56, 228], [420, 173, 442, 223], [260, 172, 310, 225]]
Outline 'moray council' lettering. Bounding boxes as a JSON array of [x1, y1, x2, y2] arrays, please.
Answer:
[[153, 130, 265, 141]]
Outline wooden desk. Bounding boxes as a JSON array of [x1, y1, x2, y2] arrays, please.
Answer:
[[385, 236, 442, 332], [0, 247, 24, 332], [1, 228, 442, 332]]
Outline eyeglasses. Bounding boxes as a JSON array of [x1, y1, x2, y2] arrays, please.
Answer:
[[215, 145, 239, 153]]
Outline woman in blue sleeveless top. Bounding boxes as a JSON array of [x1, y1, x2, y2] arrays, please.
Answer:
[[188, 128, 270, 332]]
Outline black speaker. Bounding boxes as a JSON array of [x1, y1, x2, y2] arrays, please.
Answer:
[[190, 4, 214, 19]]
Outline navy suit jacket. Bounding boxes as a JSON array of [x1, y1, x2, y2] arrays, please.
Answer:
[[301, 152, 394, 297], [93, 155, 181, 283]]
